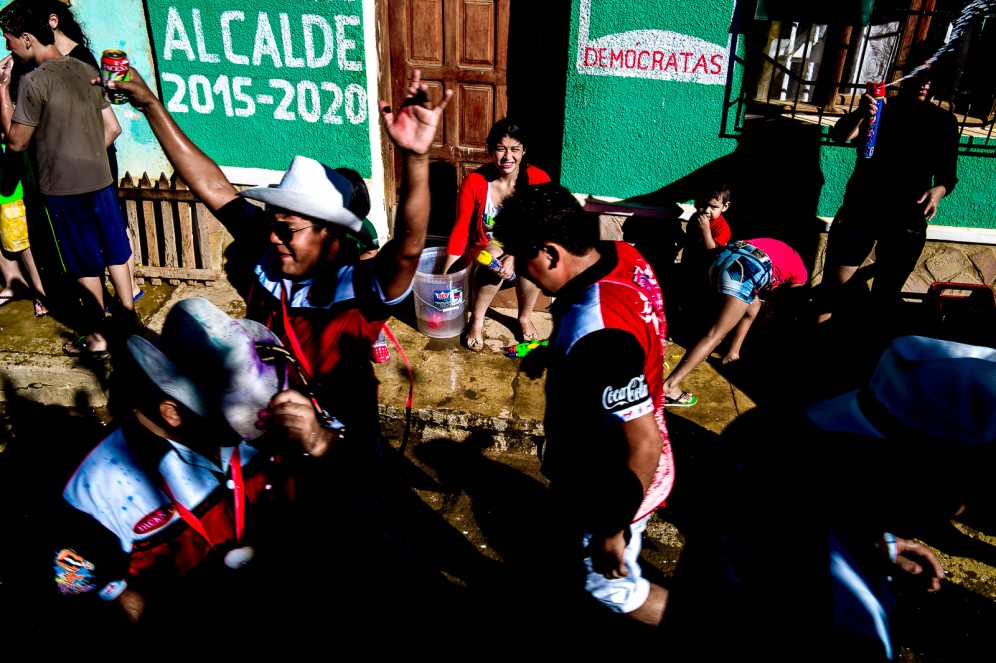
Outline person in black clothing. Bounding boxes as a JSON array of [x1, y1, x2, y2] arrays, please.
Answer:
[[817, 41, 959, 326], [697, 334, 993, 662]]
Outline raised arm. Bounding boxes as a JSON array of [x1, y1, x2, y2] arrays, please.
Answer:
[[104, 68, 238, 214], [374, 70, 453, 300], [830, 92, 879, 144]]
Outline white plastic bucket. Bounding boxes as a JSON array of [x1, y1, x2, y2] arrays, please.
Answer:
[[412, 247, 468, 338]]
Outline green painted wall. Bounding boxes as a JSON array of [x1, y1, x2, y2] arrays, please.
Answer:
[[0, 0, 387, 243], [146, 0, 372, 176], [563, 0, 995, 233], [817, 127, 995, 230], [817, 134, 851, 222], [948, 155, 996, 229], [562, 0, 742, 199], [11, 2, 992, 235]]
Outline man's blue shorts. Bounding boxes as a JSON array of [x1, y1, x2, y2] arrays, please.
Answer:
[[44, 185, 131, 278], [709, 241, 773, 304]]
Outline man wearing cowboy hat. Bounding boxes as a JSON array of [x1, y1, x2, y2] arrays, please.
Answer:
[[51, 297, 333, 642], [102, 68, 451, 471]]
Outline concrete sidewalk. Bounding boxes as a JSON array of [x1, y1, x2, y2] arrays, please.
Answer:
[[0, 278, 752, 443]]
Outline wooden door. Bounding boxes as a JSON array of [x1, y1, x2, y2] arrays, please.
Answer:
[[386, 0, 510, 242]]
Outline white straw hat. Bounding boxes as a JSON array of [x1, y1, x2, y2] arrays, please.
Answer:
[[238, 155, 364, 233]]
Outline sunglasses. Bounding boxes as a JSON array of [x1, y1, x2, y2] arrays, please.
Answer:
[[267, 220, 320, 243], [255, 343, 345, 434], [261, 208, 321, 242]]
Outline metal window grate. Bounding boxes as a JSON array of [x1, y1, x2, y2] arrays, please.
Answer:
[[732, 1, 996, 156]]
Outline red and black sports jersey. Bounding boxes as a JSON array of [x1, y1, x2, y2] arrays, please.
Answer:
[[543, 241, 675, 530]]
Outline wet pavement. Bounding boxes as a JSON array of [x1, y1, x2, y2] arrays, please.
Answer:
[[1, 278, 995, 660]]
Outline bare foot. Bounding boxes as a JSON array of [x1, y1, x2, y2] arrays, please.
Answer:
[[721, 353, 740, 366], [0, 285, 22, 305]]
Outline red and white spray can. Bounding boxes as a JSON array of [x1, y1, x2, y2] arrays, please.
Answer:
[[861, 81, 886, 159]]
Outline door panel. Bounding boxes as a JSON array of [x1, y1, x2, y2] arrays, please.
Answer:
[[459, 84, 495, 149], [408, 0, 444, 64]]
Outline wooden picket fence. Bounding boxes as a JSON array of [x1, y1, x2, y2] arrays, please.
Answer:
[[116, 172, 225, 285]]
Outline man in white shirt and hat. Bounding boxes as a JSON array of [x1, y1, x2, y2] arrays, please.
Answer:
[[104, 69, 450, 462]]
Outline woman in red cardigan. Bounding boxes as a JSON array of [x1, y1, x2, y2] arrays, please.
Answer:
[[443, 117, 550, 351]]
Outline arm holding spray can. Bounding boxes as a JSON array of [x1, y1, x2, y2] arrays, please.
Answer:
[[829, 85, 885, 144], [477, 249, 516, 281]]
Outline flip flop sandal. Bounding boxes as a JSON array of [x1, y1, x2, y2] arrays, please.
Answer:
[[465, 336, 484, 352], [33, 299, 48, 318], [664, 391, 697, 407], [63, 336, 110, 359]]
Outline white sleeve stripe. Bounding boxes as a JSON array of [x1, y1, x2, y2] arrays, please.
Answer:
[[608, 400, 655, 422]]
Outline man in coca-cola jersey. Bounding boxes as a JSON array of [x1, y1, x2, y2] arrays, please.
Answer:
[[493, 182, 675, 628]]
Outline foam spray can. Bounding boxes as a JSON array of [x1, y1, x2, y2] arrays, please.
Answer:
[[100, 50, 131, 105], [477, 249, 515, 280], [861, 81, 886, 159]]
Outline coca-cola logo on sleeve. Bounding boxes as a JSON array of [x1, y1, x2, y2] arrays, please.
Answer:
[[602, 376, 650, 410]]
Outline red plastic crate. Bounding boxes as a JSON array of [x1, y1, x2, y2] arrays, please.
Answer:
[[922, 282, 996, 346]]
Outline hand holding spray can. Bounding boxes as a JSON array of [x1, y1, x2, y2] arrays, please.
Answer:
[[861, 82, 886, 159], [100, 50, 131, 105], [477, 249, 515, 281]]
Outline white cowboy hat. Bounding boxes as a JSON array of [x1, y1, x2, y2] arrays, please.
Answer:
[[806, 335, 996, 445], [237, 155, 364, 233], [126, 297, 287, 442]]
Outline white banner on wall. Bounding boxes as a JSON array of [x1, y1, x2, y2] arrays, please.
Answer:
[[576, 0, 730, 83]]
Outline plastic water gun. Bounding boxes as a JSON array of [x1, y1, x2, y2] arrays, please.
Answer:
[[477, 249, 515, 281], [506, 338, 549, 357]]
